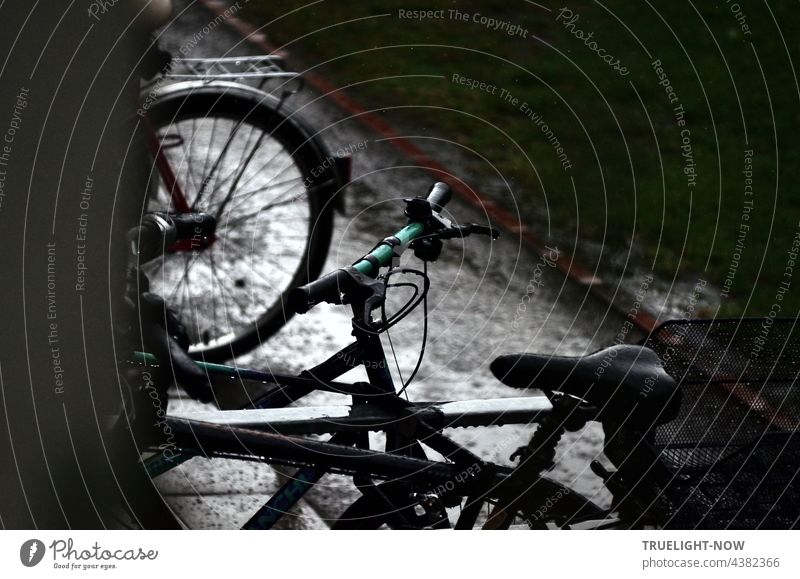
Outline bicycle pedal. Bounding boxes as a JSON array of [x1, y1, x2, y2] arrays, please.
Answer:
[[410, 492, 442, 510], [409, 493, 449, 528], [590, 460, 616, 481]]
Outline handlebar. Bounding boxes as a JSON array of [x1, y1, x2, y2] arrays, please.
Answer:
[[288, 183, 451, 314], [425, 181, 452, 213], [128, 212, 216, 262], [289, 182, 496, 316], [349, 181, 454, 277]]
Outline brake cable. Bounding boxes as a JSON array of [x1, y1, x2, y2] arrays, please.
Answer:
[[390, 262, 430, 397]]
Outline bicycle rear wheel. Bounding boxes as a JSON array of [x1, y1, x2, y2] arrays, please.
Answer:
[[142, 83, 339, 361]]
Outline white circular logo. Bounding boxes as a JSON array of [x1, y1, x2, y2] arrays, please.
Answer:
[[20, 539, 45, 567]]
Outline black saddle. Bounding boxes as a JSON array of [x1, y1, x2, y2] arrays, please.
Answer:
[[490, 345, 680, 427]]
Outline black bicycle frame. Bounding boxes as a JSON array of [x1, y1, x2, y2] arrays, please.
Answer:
[[240, 300, 491, 529], [142, 265, 607, 529]]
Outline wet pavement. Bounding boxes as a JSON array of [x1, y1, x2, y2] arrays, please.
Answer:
[[152, 0, 692, 529]]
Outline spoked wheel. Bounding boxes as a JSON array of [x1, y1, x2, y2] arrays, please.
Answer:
[[142, 84, 339, 361]]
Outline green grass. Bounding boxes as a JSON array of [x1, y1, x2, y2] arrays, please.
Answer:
[[242, 0, 799, 316]]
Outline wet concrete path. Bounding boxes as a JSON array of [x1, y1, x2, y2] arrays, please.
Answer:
[[156, 0, 638, 528]]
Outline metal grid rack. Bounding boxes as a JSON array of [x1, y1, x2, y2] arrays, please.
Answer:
[[643, 318, 800, 529]]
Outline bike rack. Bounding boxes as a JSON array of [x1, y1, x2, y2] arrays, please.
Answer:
[[163, 55, 304, 99]]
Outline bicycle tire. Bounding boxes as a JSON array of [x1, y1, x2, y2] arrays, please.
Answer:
[[142, 82, 339, 361]]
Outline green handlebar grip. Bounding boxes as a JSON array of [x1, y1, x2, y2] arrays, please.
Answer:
[[352, 221, 424, 276]]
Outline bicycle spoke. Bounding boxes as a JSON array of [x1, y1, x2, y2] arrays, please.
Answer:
[[220, 120, 261, 189], [205, 175, 305, 214], [197, 115, 220, 207], [167, 249, 205, 303], [202, 121, 255, 201], [206, 249, 227, 339], [234, 146, 300, 194], [215, 229, 297, 281], [178, 253, 190, 318], [222, 191, 304, 226], [209, 249, 267, 324], [176, 123, 200, 202], [215, 139, 270, 221], [189, 117, 200, 195], [222, 196, 307, 230], [193, 116, 248, 211]]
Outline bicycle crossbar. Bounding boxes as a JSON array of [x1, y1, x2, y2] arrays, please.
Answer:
[[168, 396, 551, 435], [166, 419, 469, 483]]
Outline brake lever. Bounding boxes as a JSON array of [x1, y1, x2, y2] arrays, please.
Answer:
[[362, 284, 387, 332], [333, 268, 387, 332], [440, 223, 500, 240]]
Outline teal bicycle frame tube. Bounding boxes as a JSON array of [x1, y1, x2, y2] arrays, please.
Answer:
[[133, 351, 269, 380]]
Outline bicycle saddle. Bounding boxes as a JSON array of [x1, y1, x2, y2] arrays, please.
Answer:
[[490, 345, 680, 427]]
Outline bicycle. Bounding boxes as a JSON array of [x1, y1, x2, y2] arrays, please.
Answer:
[[124, 183, 800, 529], [140, 54, 349, 361]]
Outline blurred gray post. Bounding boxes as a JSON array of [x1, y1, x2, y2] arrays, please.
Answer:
[[0, 1, 171, 527]]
